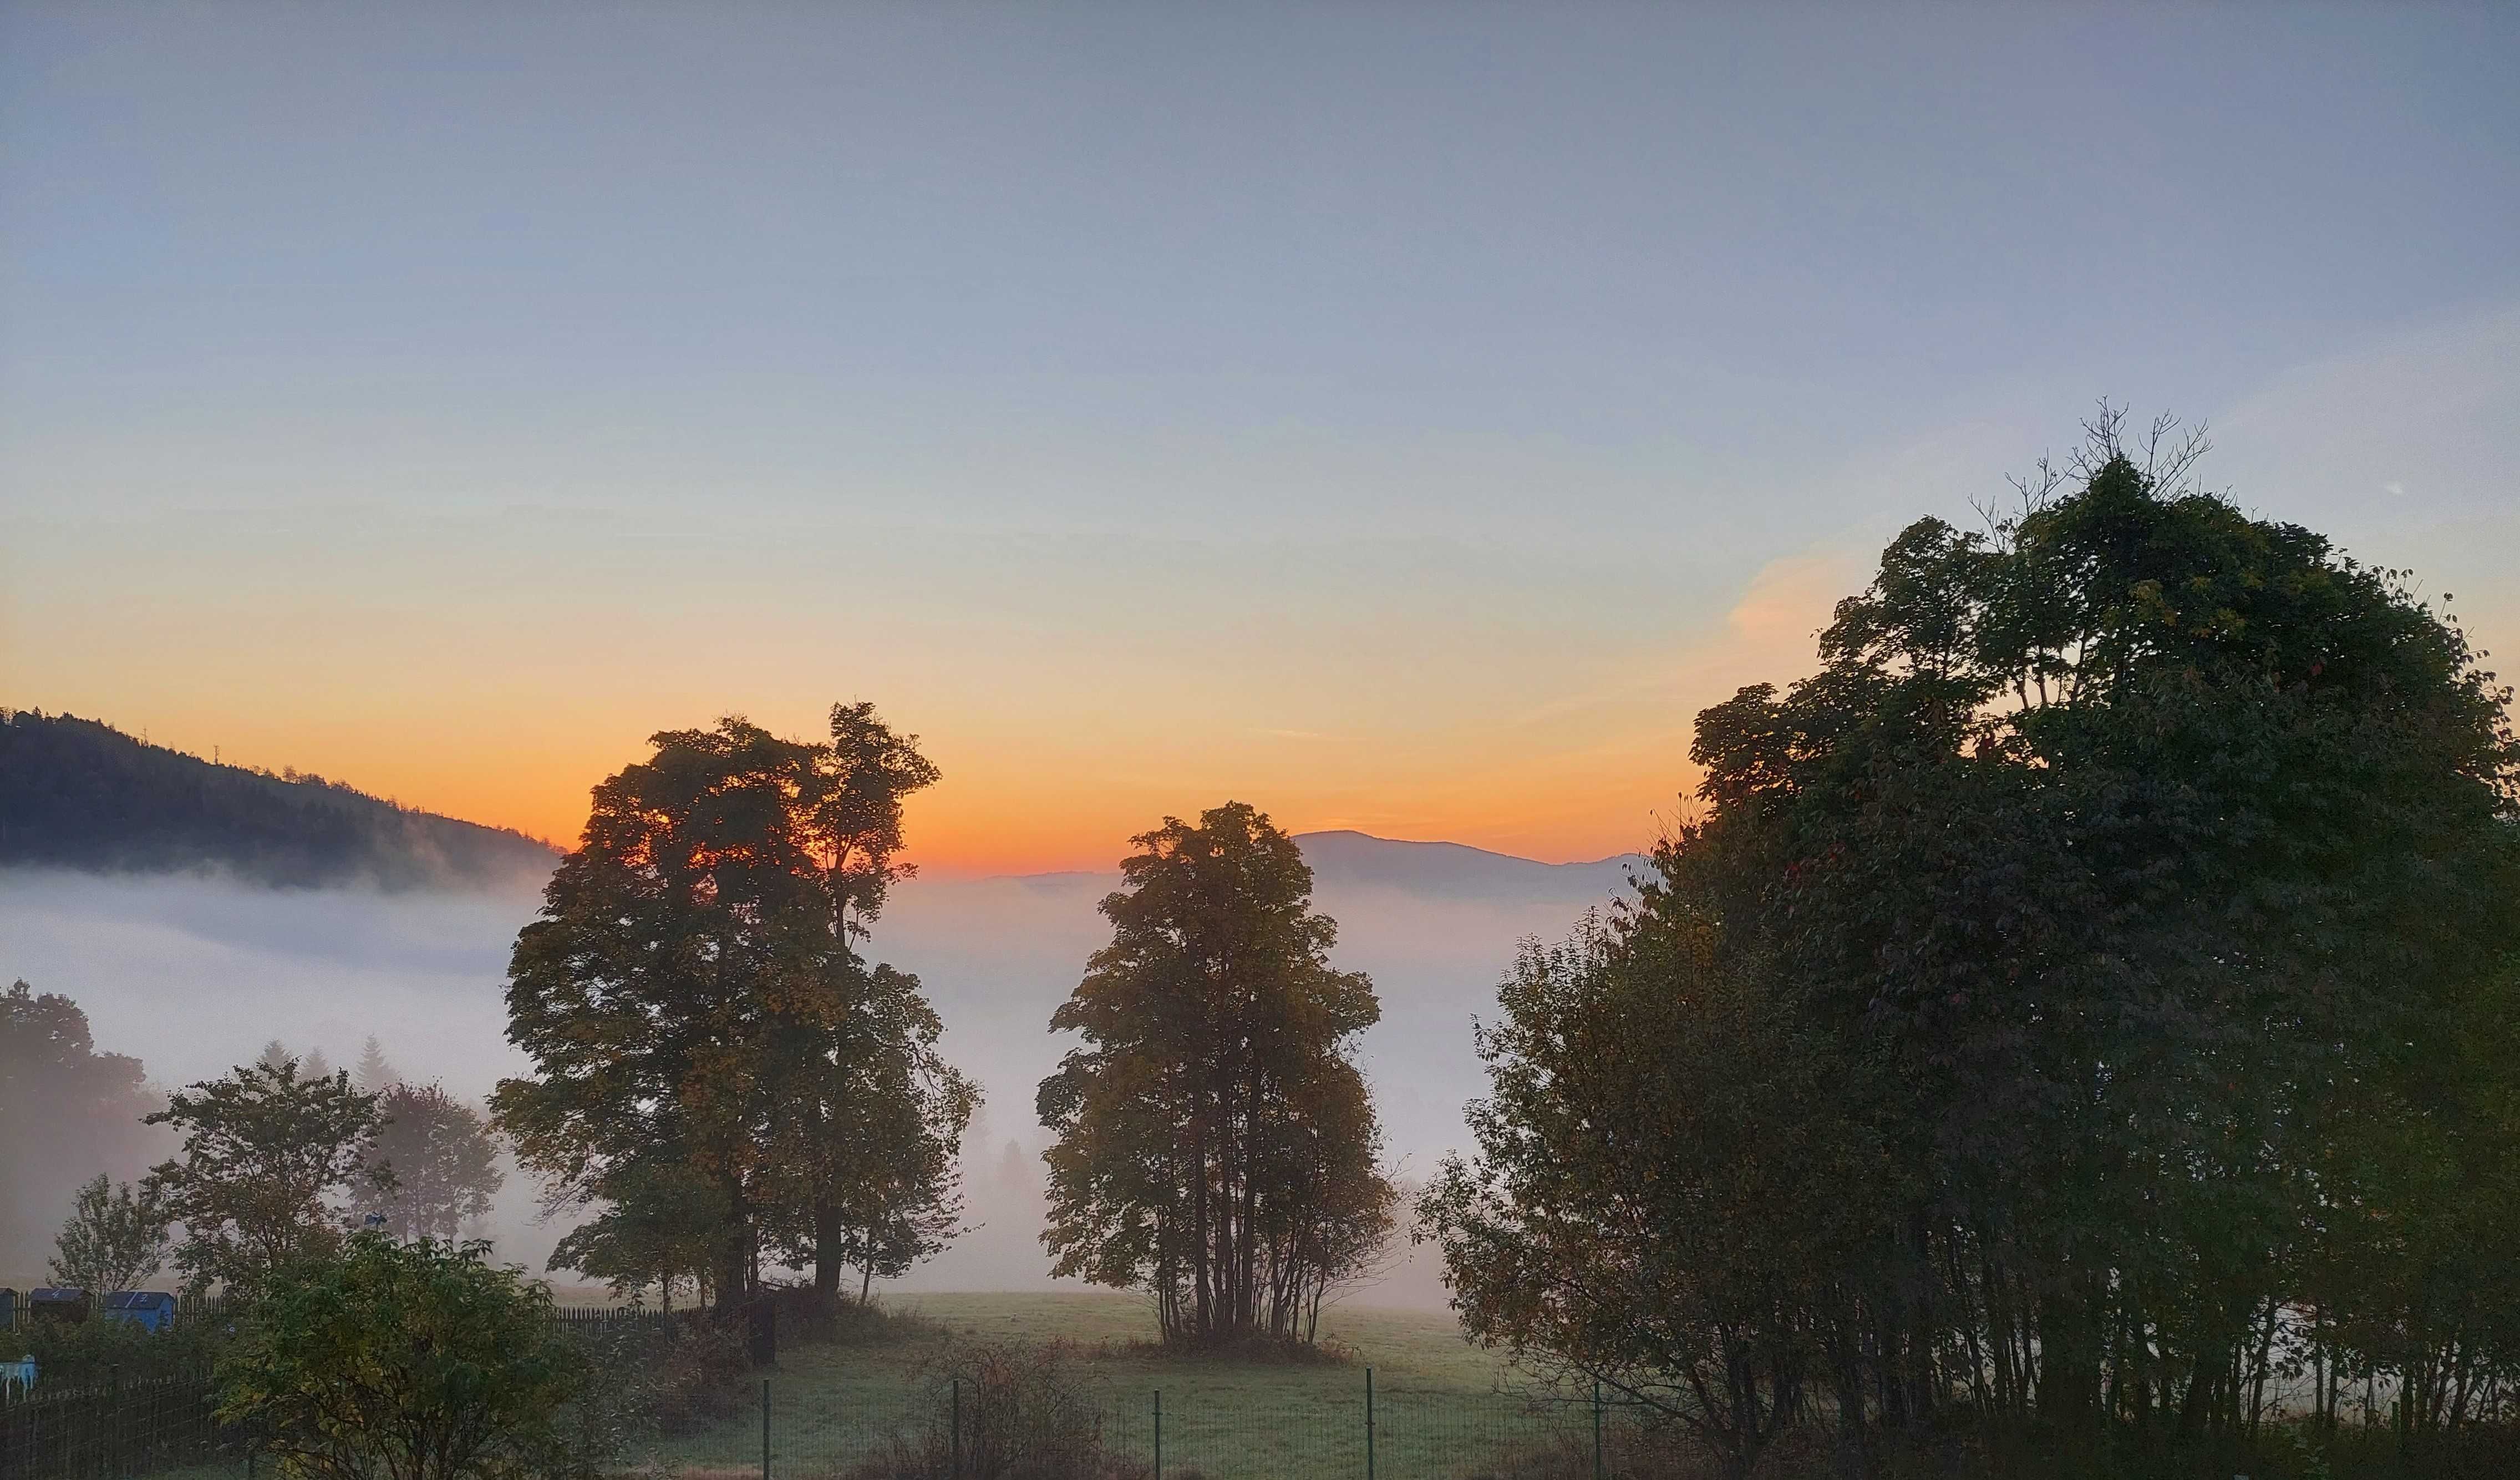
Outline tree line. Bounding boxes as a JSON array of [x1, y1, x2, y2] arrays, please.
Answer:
[[489, 707, 1399, 1344], [1421, 413, 2520, 1475], [0, 709, 555, 889], [12, 409, 2516, 1473], [7, 708, 1402, 1349], [12, 1026, 507, 1298]]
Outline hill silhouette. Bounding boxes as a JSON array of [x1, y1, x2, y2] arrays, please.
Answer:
[[0, 709, 558, 890], [1290, 828, 1641, 901]]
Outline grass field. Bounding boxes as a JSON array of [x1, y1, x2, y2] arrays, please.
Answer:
[[649, 1291, 1597, 1480]]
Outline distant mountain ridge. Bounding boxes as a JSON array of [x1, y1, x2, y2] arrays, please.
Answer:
[[0, 710, 558, 890], [1289, 829, 1645, 901], [1, 709, 1641, 895]]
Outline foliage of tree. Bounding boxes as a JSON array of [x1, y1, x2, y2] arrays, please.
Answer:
[[145, 1057, 389, 1291], [0, 709, 556, 889], [0, 980, 162, 1275], [546, 1161, 728, 1310], [1424, 412, 2520, 1473], [495, 704, 974, 1309], [369, 1083, 505, 1241], [1038, 802, 1395, 1346], [48, 1173, 172, 1294], [764, 961, 979, 1302], [216, 1233, 585, 1480]]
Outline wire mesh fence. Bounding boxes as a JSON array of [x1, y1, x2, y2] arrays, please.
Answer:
[[0, 1347, 1642, 1480], [639, 1369, 1643, 1480]]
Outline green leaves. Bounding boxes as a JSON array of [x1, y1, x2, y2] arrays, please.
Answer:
[[216, 1234, 585, 1480], [143, 1057, 388, 1293], [47, 1173, 170, 1294], [494, 703, 973, 1305], [1039, 802, 1394, 1346], [1439, 417, 2520, 1463]]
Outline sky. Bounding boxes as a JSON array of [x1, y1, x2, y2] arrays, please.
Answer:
[[5, 3, 2517, 875]]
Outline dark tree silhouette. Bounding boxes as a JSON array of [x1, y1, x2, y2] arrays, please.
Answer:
[[1039, 802, 1395, 1346]]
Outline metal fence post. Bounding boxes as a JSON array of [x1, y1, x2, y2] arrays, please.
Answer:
[[759, 1378, 770, 1480], [951, 1377, 962, 1479], [1153, 1388, 1162, 1480], [1364, 1366, 1375, 1480], [111, 1365, 122, 1480], [1592, 1380, 1604, 1480]]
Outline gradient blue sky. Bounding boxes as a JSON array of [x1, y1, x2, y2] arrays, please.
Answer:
[[6, 3, 2516, 869]]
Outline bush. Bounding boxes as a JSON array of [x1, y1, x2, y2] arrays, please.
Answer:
[[842, 1338, 1142, 1480], [215, 1234, 586, 1480]]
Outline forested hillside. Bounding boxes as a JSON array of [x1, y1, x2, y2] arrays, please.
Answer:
[[0, 710, 558, 889]]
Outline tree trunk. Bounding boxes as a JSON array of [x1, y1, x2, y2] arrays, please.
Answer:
[[812, 1196, 844, 1304]]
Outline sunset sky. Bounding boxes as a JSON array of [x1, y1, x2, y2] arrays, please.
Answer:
[[6, 4, 2516, 875]]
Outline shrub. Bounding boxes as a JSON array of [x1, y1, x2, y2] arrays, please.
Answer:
[[215, 1234, 586, 1480], [842, 1338, 1141, 1480]]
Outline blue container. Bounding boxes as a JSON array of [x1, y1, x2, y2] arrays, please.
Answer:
[[101, 1291, 177, 1334], [27, 1289, 88, 1325], [0, 1288, 17, 1331]]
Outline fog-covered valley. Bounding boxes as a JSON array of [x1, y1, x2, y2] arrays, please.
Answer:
[[0, 832, 1637, 1302]]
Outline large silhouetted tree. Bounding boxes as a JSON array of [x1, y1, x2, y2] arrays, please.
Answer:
[[1425, 411, 2520, 1472], [495, 704, 973, 1309], [1039, 802, 1393, 1345]]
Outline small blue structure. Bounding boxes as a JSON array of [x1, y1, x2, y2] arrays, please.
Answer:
[[27, 1289, 89, 1325], [0, 1356, 34, 1396], [0, 1287, 17, 1331], [101, 1291, 177, 1334]]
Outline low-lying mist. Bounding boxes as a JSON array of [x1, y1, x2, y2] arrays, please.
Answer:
[[0, 835, 1635, 1306]]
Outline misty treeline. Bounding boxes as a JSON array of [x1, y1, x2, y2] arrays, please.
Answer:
[[0, 708, 555, 889], [1421, 413, 2520, 1476], [489, 707, 1399, 1345], [0, 978, 161, 1271], [0, 979, 504, 1290]]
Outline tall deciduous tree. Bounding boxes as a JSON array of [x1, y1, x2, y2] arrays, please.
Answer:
[[145, 1057, 388, 1291], [369, 1084, 505, 1242], [495, 704, 973, 1308], [1038, 802, 1393, 1345], [1425, 411, 2520, 1471]]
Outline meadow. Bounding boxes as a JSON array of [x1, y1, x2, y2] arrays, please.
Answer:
[[642, 1291, 1602, 1480]]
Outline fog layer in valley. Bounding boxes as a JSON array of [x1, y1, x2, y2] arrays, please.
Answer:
[[0, 833, 1635, 1303]]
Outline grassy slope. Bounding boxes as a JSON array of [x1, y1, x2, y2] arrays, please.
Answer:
[[661, 1291, 1587, 1480]]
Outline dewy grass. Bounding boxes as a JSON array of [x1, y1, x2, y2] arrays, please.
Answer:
[[631, 1292, 1582, 1480]]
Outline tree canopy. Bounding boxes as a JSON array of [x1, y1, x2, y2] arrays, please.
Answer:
[[494, 703, 974, 1309], [145, 1056, 388, 1292], [1425, 413, 2520, 1473], [49, 1174, 172, 1295], [369, 1084, 505, 1243], [1039, 802, 1395, 1346]]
